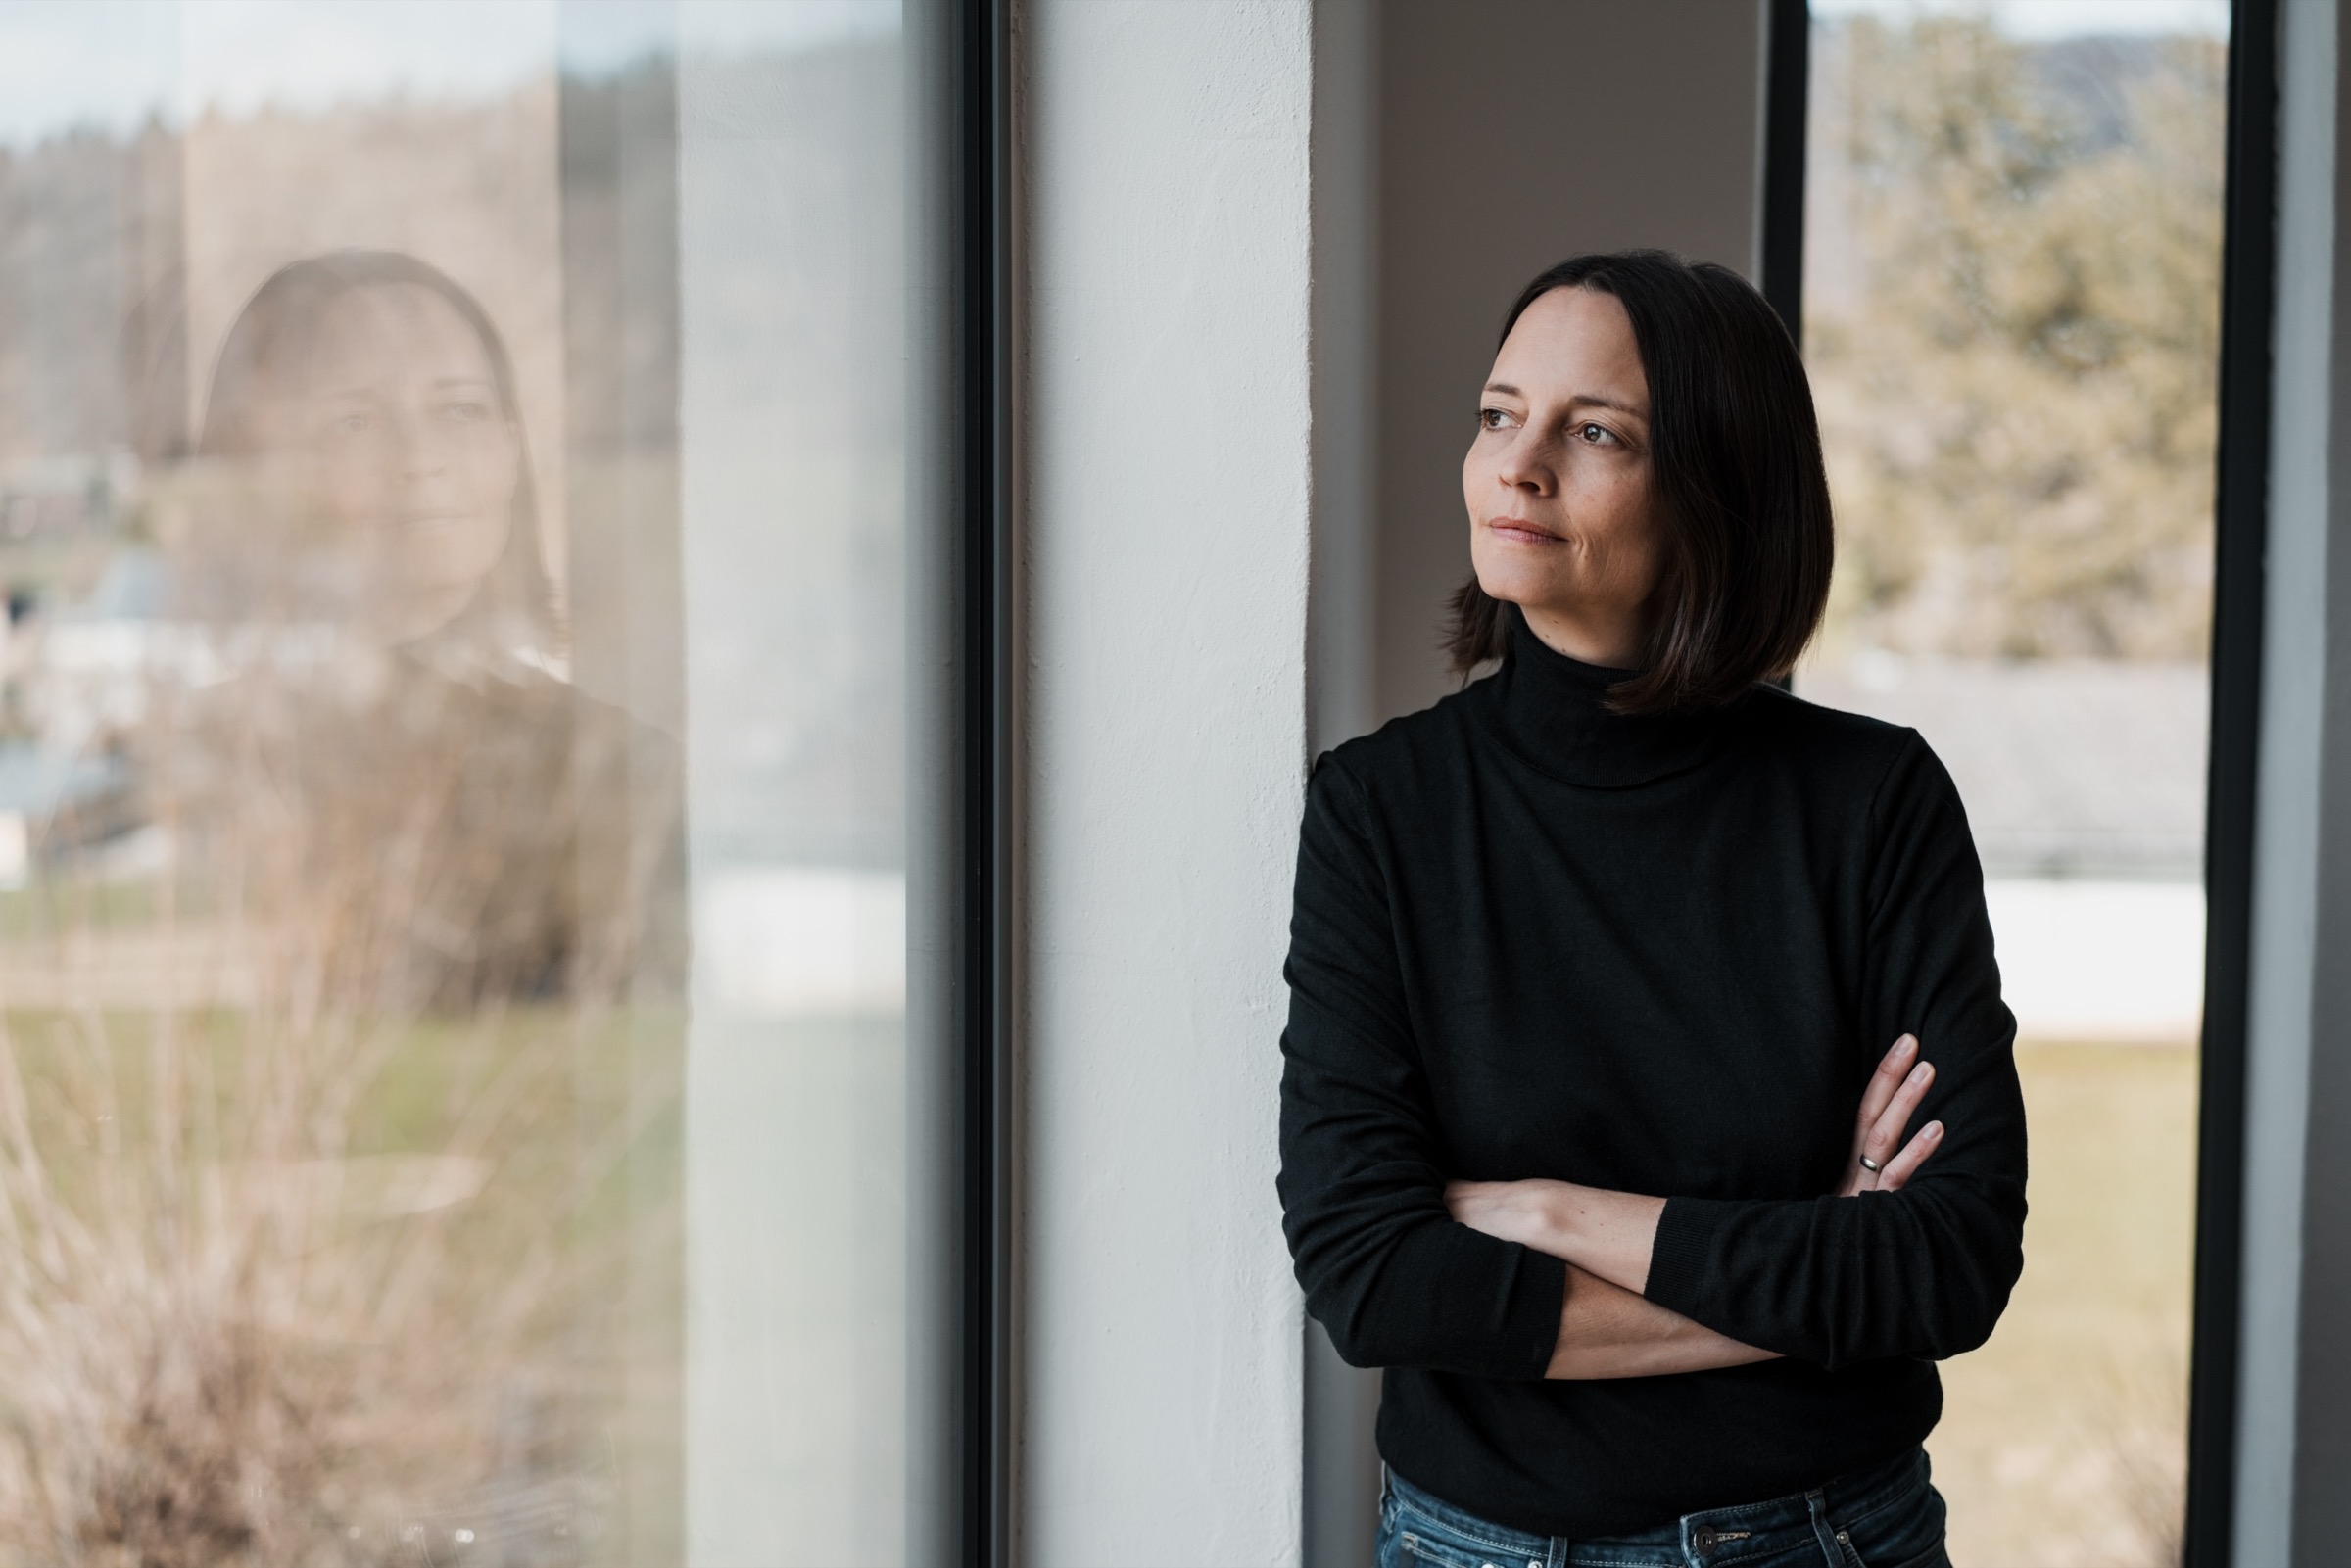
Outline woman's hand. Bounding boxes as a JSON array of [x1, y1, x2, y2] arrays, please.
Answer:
[[1839, 1032, 1943, 1196]]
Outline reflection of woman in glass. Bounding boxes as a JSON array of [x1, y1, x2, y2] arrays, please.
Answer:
[[198, 250, 559, 677], [187, 251, 675, 1008], [120, 251, 677, 1553]]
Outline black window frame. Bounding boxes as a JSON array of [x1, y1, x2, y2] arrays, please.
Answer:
[[2187, 1, 2279, 1562], [954, 2, 1015, 1565]]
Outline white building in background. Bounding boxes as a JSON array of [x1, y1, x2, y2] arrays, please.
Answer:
[[1800, 657, 2211, 1043]]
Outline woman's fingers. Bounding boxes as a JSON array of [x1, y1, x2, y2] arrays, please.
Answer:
[[1852, 1034, 1919, 1146], [1861, 1058, 1936, 1176], [1832, 1034, 1941, 1197], [1873, 1120, 1943, 1192]]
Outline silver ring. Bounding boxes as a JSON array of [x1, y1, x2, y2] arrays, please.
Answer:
[[1858, 1155, 1883, 1173]]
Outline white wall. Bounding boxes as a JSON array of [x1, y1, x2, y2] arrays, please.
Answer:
[[1020, 3, 1314, 1563], [1302, 7, 1382, 1562]]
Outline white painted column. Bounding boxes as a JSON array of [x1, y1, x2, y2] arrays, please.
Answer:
[[1020, 3, 1314, 1564]]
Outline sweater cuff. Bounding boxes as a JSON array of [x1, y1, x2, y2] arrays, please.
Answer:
[[1642, 1196, 1725, 1318], [1503, 1247, 1570, 1378]]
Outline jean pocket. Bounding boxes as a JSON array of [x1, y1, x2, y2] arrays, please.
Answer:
[[1379, 1510, 1540, 1568], [1834, 1466, 1950, 1568], [1394, 1531, 1519, 1568]]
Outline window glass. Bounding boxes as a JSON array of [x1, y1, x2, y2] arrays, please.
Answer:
[[0, 3, 947, 1562], [1802, 3, 2229, 1559]]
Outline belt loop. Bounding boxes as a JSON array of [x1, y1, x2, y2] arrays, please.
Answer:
[[1806, 1486, 1846, 1566]]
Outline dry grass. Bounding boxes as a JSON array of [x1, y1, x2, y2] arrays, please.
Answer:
[[1930, 1040, 2197, 1568], [0, 643, 681, 1565], [0, 1002, 624, 1566]]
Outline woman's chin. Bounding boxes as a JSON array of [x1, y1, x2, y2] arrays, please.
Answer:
[[1468, 564, 1555, 614], [1470, 541, 1571, 599]]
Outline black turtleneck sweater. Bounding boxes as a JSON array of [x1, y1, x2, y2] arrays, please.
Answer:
[[1276, 615, 2027, 1536]]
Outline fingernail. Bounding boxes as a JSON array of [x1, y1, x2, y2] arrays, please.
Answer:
[[1924, 1121, 1943, 1138], [1908, 1063, 1931, 1084], [1898, 1034, 1917, 1055]]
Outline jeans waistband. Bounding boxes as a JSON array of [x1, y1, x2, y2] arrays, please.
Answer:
[[1385, 1446, 1930, 1564]]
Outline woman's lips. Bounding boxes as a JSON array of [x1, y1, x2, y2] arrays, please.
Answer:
[[1488, 517, 1561, 545]]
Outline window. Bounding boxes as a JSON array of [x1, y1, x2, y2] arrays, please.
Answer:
[[1799, 3, 2231, 1558], [0, 3, 973, 1560]]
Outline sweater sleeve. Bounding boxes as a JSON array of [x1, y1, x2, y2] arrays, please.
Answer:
[[1641, 732, 2029, 1369], [1277, 756, 1566, 1378]]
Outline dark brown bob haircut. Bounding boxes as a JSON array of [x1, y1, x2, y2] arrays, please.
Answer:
[[1445, 249, 1833, 713]]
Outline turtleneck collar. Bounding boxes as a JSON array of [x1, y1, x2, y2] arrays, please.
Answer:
[[1480, 607, 1725, 788]]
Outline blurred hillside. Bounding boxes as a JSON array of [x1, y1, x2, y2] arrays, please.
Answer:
[[1805, 17, 2227, 663]]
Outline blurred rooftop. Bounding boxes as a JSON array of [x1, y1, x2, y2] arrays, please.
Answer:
[[1798, 656, 2208, 881]]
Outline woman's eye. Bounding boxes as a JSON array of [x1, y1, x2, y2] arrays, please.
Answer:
[[1577, 422, 1614, 446], [1479, 407, 1511, 430], [330, 412, 371, 436], [443, 402, 490, 424]]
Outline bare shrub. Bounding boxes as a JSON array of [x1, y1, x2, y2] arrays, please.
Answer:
[[0, 615, 679, 1564]]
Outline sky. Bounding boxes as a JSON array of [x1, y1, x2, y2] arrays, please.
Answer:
[[0, 0, 2232, 153], [1811, 0, 2231, 39], [0, 0, 897, 150]]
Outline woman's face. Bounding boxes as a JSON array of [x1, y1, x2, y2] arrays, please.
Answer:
[[1462, 285, 1663, 668], [274, 283, 521, 637]]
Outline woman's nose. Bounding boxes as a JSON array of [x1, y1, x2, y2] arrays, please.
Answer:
[[388, 409, 446, 477], [1495, 435, 1554, 494]]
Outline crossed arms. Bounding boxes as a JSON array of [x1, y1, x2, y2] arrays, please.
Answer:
[[1443, 1034, 1943, 1379]]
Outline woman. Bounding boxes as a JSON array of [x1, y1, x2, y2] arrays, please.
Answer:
[[1277, 251, 2025, 1566], [184, 250, 679, 1008]]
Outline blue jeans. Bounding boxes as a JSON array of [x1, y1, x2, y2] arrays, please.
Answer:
[[1375, 1448, 1951, 1568]]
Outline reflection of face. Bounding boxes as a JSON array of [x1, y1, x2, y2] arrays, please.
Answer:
[[281, 284, 521, 637]]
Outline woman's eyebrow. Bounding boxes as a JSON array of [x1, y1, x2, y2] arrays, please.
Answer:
[[1481, 380, 1646, 417]]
